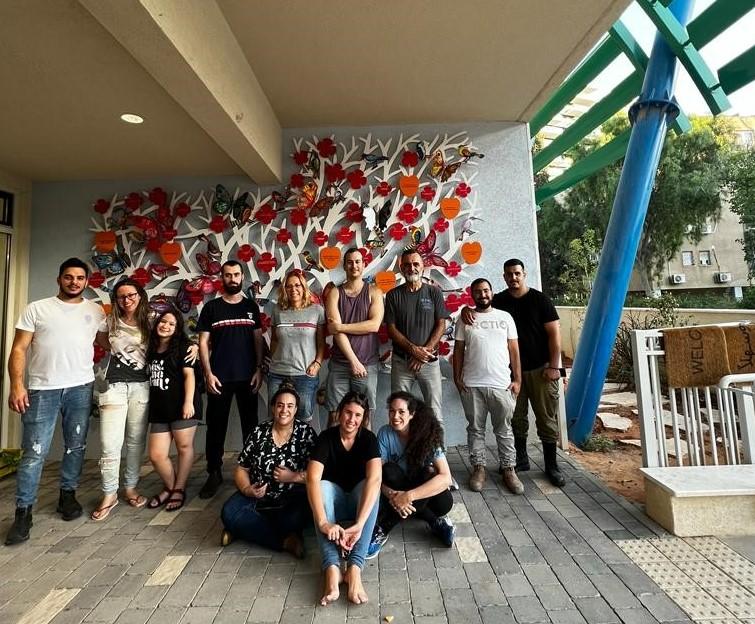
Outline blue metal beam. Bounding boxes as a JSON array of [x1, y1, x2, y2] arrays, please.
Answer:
[[566, 0, 694, 446]]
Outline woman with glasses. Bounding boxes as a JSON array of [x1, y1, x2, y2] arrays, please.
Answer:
[[268, 269, 326, 425]]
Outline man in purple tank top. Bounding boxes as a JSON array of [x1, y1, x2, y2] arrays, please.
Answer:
[[325, 248, 384, 426]]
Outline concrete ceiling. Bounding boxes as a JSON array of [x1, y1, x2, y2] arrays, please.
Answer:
[[0, 0, 629, 183]]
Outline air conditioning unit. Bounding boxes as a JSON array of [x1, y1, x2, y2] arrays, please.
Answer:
[[714, 272, 732, 283], [669, 274, 686, 285]]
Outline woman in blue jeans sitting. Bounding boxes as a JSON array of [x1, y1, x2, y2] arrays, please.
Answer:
[[307, 391, 381, 606], [220, 385, 316, 557], [268, 269, 325, 426]]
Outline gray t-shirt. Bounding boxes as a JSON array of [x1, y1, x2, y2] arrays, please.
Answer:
[[385, 283, 449, 358], [270, 304, 325, 376]]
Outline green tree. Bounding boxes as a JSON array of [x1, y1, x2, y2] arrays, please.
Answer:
[[728, 147, 755, 279], [537, 115, 733, 296]]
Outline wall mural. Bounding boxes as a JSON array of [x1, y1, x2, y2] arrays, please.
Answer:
[[86, 132, 485, 364]]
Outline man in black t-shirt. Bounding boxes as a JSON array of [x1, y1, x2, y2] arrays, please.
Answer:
[[197, 260, 264, 498], [463, 258, 565, 487]]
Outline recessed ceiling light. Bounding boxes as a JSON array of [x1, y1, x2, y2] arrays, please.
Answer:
[[120, 113, 144, 124]]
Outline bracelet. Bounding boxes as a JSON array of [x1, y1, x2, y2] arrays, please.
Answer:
[[313, 360, 322, 366]]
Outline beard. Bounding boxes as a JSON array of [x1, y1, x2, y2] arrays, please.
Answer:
[[475, 300, 491, 310], [223, 282, 242, 295], [404, 273, 421, 283], [59, 288, 83, 300]]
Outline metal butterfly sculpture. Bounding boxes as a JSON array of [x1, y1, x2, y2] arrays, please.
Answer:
[[429, 150, 463, 182], [271, 186, 293, 211], [213, 184, 251, 220], [92, 249, 131, 276], [408, 227, 448, 268], [196, 234, 221, 275], [309, 185, 344, 217], [297, 180, 318, 211]]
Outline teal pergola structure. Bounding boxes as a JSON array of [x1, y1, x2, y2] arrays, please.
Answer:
[[529, 0, 755, 445]]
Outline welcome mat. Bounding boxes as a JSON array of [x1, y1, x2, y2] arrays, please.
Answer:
[[722, 323, 755, 374], [662, 326, 731, 388]]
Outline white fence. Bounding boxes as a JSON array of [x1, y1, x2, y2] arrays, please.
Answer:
[[631, 327, 755, 468]]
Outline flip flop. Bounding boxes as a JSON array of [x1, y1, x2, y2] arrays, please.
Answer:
[[126, 495, 147, 509], [147, 489, 172, 509], [165, 489, 185, 512], [91, 499, 119, 522]]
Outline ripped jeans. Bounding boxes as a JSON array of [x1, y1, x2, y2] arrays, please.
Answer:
[[15, 382, 93, 508]]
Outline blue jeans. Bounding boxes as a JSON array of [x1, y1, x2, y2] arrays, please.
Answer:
[[221, 490, 311, 550], [316, 479, 379, 571], [16, 383, 94, 508], [268, 373, 320, 422]]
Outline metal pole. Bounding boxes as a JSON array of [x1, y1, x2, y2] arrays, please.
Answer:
[[566, 0, 694, 445]]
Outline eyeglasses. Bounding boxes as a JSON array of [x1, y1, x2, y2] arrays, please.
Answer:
[[116, 292, 139, 302]]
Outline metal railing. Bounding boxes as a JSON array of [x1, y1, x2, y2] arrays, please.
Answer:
[[631, 327, 755, 468]]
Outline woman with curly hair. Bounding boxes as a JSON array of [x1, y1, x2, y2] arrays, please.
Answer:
[[268, 269, 325, 424], [366, 391, 454, 558]]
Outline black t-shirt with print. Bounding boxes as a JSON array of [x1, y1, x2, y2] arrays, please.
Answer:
[[196, 297, 261, 383], [148, 341, 202, 424], [491, 288, 559, 372], [237, 419, 316, 501], [310, 426, 380, 492]]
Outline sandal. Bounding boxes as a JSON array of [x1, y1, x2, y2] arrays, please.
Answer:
[[165, 489, 185, 512], [91, 499, 119, 522], [125, 494, 148, 509], [147, 489, 172, 509]]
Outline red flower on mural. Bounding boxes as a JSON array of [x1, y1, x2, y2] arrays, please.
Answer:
[[375, 181, 392, 197], [175, 202, 191, 218], [444, 261, 462, 277], [256, 252, 277, 273], [188, 290, 204, 306], [359, 247, 373, 266], [378, 323, 390, 344], [397, 203, 419, 224], [209, 215, 227, 234], [316, 137, 337, 158], [237, 244, 255, 262], [276, 228, 292, 244], [213, 279, 223, 293], [255, 204, 276, 225], [156, 206, 171, 223], [455, 182, 472, 198], [149, 187, 168, 207], [401, 151, 419, 167], [124, 192, 143, 212], [290, 209, 307, 226], [89, 272, 105, 288], [293, 150, 309, 166], [420, 186, 435, 202], [325, 163, 345, 183], [131, 268, 150, 287], [388, 223, 407, 241], [94, 199, 109, 214], [94, 344, 107, 364], [313, 231, 329, 247], [259, 312, 272, 332], [146, 238, 161, 252], [445, 294, 462, 313], [336, 226, 355, 245], [161, 228, 177, 241], [290, 173, 305, 188], [438, 341, 451, 357], [461, 287, 474, 307], [345, 202, 364, 223], [346, 168, 367, 190], [432, 218, 449, 233]]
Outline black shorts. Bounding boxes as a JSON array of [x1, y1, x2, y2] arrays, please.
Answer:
[[150, 418, 198, 433]]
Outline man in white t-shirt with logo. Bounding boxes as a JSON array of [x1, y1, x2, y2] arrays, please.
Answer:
[[453, 277, 523, 495], [5, 258, 105, 545]]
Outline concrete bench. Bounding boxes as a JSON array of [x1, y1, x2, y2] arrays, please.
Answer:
[[641, 465, 755, 536]]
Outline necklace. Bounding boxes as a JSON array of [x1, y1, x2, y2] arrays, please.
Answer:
[[272, 425, 294, 447]]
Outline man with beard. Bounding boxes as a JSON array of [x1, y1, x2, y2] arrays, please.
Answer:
[[5, 258, 105, 544], [197, 260, 263, 498], [385, 249, 448, 425], [453, 278, 523, 494], [325, 248, 383, 426]]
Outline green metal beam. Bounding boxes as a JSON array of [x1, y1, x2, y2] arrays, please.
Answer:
[[535, 129, 631, 204], [688, 0, 755, 49], [637, 0, 730, 114], [533, 73, 641, 172], [718, 45, 755, 95], [529, 37, 621, 137]]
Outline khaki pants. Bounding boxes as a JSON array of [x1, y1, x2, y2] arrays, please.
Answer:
[[460, 386, 516, 468], [512, 366, 560, 444]]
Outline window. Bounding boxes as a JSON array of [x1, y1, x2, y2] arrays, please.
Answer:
[[0, 191, 12, 227], [681, 251, 694, 266], [699, 250, 711, 266]]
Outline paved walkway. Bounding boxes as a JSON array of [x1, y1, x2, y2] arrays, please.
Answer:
[[0, 444, 753, 624]]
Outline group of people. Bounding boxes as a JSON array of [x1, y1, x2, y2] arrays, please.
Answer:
[[3, 248, 566, 606]]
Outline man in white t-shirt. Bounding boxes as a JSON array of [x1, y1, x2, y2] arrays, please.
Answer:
[[5, 258, 105, 545], [453, 278, 523, 494]]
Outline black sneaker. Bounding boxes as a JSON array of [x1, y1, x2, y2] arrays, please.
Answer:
[[5, 506, 32, 545], [366, 526, 389, 559], [199, 470, 223, 499], [57, 489, 82, 521], [429, 516, 455, 548]]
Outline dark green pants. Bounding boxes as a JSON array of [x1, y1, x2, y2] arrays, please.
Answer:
[[512, 366, 560, 444]]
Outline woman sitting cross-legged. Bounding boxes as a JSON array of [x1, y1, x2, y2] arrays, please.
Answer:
[[306, 391, 381, 606], [220, 385, 316, 557], [366, 391, 455, 559]]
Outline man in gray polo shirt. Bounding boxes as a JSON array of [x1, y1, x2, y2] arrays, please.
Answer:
[[385, 249, 449, 424]]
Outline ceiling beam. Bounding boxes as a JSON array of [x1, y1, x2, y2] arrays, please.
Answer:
[[79, 0, 282, 184]]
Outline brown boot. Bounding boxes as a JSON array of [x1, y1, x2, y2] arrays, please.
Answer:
[[282, 533, 305, 559], [502, 467, 524, 495], [468, 465, 486, 492]]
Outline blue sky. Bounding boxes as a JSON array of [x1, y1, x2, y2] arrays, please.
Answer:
[[591, 1, 754, 115]]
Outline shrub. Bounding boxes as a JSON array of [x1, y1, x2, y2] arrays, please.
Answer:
[[582, 434, 616, 452]]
